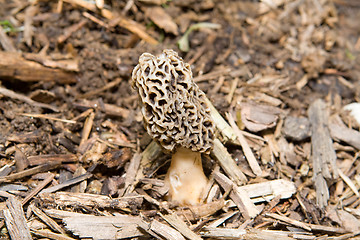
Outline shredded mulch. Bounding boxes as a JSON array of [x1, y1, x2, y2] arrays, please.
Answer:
[[0, 0, 360, 239]]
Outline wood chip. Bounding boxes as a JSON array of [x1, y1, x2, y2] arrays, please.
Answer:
[[160, 212, 202, 240], [38, 191, 143, 210], [63, 214, 145, 239], [139, 219, 186, 240], [227, 112, 262, 176], [308, 99, 338, 208], [0, 51, 76, 84], [212, 138, 247, 185], [3, 196, 32, 240]]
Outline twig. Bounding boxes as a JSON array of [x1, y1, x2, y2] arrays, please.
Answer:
[[22, 173, 54, 205], [0, 162, 60, 183], [20, 113, 76, 124], [82, 11, 110, 30], [77, 77, 122, 99], [31, 205, 66, 234], [58, 19, 87, 44], [0, 86, 59, 112], [226, 112, 262, 176], [40, 172, 93, 194]]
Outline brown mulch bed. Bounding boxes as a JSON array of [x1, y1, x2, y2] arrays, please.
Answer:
[[0, 0, 360, 239]]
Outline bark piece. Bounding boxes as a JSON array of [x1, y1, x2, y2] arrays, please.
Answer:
[[0, 51, 76, 83], [308, 99, 338, 208], [3, 196, 32, 240]]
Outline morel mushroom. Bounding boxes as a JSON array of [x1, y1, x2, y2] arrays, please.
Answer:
[[132, 49, 215, 205]]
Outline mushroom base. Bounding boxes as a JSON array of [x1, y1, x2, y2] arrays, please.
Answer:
[[165, 147, 208, 206]]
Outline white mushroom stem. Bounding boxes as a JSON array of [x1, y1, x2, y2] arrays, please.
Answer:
[[165, 147, 208, 206]]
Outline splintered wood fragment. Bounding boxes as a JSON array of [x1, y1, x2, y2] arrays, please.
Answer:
[[266, 213, 312, 231], [22, 173, 54, 205], [159, 212, 202, 240], [31, 205, 66, 234], [0, 162, 60, 183], [213, 171, 259, 218], [176, 199, 225, 221], [200, 227, 246, 238], [139, 219, 186, 240], [122, 153, 142, 196], [27, 154, 78, 166], [40, 172, 92, 193], [0, 25, 16, 52], [212, 138, 247, 185], [231, 186, 261, 219], [205, 97, 237, 142], [38, 191, 143, 210], [214, 170, 296, 203], [200, 228, 294, 240], [58, 19, 87, 44], [3, 196, 32, 240], [0, 52, 76, 84], [227, 112, 262, 176], [207, 211, 238, 228], [63, 214, 145, 239], [308, 99, 338, 208], [31, 229, 76, 240], [0, 87, 59, 112], [74, 99, 130, 119], [338, 168, 360, 197]]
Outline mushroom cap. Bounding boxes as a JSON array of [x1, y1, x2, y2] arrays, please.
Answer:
[[132, 49, 215, 153]]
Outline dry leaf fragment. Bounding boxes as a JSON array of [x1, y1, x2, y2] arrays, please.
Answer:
[[145, 7, 178, 35], [240, 102, 281, 132]]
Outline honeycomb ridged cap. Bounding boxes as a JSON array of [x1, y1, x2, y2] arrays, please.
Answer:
[[131, 49, 215, 153]]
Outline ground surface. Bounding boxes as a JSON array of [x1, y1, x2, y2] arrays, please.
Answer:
[[0, 0, 360, 239]]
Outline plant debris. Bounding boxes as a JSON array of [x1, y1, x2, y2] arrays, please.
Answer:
[[0, 0, 360, 239]]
